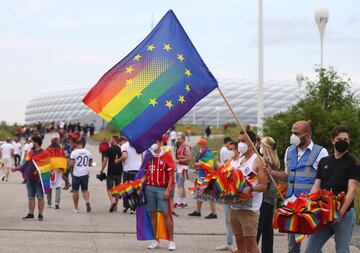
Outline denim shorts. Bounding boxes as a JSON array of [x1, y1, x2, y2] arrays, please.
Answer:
[[176, 172, 185, 186], [72, 175, 89, 192], [145, 186, 169, 213], [26, 180, 44, 199]]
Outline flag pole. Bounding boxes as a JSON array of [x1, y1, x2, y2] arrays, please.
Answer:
[[217, 87, 285, 201]]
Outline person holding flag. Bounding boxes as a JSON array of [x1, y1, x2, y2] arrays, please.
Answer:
[[188, 138, 217, 219], [140, 138, 176, 250], [14, 136, 51, 221]]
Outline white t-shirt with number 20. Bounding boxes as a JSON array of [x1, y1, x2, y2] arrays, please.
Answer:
[[70, 148, 93, 177]]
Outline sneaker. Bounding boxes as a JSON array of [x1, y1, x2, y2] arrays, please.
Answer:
[[1, 175, 5, 181], [174, 203, 179, 208], [205, 213, 217, 219], [22, 213, 34, 220], [55, 204, 60, 209], [38, 214, 43, 221], [147, 240, 160, 249], [172, 211, 179, 217], [64, 184, 71, 190], [109, 203, 117, 213], [179, 203, 188, 208], [47, 204, 52, 208], [72, 208, 79, 214], [188, 210, 201, 217], [86, 202, 91, 213], [21, 180, 27, 184], [215, 244, 232, 251], [123, 207, 129, 213], [168, 241, 176, 251]]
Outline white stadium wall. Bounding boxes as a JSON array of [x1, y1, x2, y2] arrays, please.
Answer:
[[25, 79, 358, 128]]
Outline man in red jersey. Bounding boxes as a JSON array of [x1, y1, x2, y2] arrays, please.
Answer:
[[141, 138, 176, 251]]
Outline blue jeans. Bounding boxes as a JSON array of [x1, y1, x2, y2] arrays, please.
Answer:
[[288, 234, 323, 253], [224, 204, 234, 245], [304, 208, 356, 253], [26, 180, 44, 199]]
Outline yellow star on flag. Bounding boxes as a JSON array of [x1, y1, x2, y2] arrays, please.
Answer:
[[126, 79, 133, 85], [163, 43, 172, 52], [178, 95, 185, 104], [135, 90, 142, 98], [126, 66, 134, 74], [134, 54, 142, 61], [165, 100, 174, 109], [149, 98, 158, 106], [177, 54, 185, 62], [147, 44, 156, 51], [185, 69, 191, 77], [185, 84, 191, 92]]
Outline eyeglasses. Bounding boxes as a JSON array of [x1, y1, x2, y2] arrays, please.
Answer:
[[228, 148, 235, 151]]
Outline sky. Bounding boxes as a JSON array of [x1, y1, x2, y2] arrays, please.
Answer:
[[0, 0, 359, 124]]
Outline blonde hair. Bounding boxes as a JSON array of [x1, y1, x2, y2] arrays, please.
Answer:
[[261, 136, 280, 170]]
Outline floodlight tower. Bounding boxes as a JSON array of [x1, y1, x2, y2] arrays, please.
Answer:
[[315, 8, 329, 68]]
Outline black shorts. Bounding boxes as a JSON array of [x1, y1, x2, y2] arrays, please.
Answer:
[[72, 175, 89, 192], [106, 174, 122, 190]]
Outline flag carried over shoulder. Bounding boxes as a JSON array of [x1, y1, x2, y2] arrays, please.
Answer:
[[83, 10, 218, 153]]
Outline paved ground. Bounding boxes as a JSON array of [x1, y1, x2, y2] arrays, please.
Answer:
[[0, 135, 359, 253]]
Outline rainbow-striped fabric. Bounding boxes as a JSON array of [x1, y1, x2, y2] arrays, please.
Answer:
[[46, 147, 67, 174], [83, 10, 218, 153], [21, 149, 51, 194], [197, 148, 215, 177]]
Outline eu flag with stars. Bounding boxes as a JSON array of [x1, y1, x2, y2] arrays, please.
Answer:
[[83, 10, 218, 153]]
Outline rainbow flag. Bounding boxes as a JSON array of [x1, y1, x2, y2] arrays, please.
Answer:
[[135, 149, 174, 241], [46, 147, 67, 174], [197, 148, 215, 176], [83, 10, 218, 153], [20, 150, 51, 194]]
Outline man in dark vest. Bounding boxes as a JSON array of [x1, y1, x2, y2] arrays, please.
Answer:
[[266, 120, 328, 253]]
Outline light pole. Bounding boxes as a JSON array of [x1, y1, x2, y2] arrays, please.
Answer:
[[215, 107, 220, 128], [315, 8, 329, 68], [296, 73, 304, 92], [257, 0, 264, 136]]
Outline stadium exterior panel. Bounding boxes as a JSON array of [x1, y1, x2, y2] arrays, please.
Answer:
[[25, 79, 301, 128]]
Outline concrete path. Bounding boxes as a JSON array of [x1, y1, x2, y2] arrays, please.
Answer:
[[0, 134, 359, 253]]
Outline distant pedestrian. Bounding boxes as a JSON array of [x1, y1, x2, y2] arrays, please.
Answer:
[[205, 126, 211, 138], [100, 136, 123, 212], [170, 127, 177, 147], [12, 137, 22, 167], [69, 140, 93, 213], [0, 138, 13, 182]]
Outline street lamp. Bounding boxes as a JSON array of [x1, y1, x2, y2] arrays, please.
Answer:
[[315, 8, 329, 68], [215, 106, 220, 128], [257, 0, 264, 136], [296, 73, 304, 92]]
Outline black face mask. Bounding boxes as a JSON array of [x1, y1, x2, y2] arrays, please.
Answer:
[[335, 140, 349, 153]]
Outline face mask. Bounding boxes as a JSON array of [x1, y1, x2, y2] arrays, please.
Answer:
[[228, 150, 235, 158], [259, 147, 264, 155], [238, 142, 248, 154], [151, 143, 159, 151], [335, 140, 349, 153], [290, 134, 301, 146]]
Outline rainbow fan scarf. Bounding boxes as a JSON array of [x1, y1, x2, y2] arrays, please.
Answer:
[[20, 149, 52, 194], [273, 189, 345, 243], [197, 148, 215, 176], [190, 161, 251, 203], [46, 147, 67, 174]]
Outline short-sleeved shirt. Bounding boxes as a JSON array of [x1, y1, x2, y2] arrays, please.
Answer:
[[105, 144, 123, 176], [12, 142, 21, 155], [1, 143, 13, 159], [316, 152, 360, 210], [220, 146, 231, 166], [70, 148, 93, 177], [121, 142, 142, 172]]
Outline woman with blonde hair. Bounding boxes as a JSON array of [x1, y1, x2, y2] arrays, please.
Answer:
[[256, 136, 280, 253]]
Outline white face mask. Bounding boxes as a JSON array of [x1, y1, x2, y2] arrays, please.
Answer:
[[228, 150, 235, 158], [259, 147, 264, 155], [238, 142, 248, 155], [290, 134, 301, 146], [151, 143, 159, 151]]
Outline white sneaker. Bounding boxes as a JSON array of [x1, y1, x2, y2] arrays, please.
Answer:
[[215, 244, 232, 251], [147, 240, 160, 249], [168, 241, 176, 251], [47, 204, 52, 208], [72, 208, 79, 214]]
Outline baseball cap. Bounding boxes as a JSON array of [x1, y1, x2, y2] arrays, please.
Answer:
[[197, 139, 208, 146]]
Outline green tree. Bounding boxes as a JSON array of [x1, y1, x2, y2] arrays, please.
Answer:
[[263, 66, 360, 164]]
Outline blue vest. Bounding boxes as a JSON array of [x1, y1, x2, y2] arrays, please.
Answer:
[[285, 144, 323, 198]]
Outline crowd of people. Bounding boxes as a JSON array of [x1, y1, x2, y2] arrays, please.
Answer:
[[0, 121, 359, 253]]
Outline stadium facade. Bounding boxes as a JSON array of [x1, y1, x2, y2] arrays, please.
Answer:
[[25, 79, 302, 128]]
